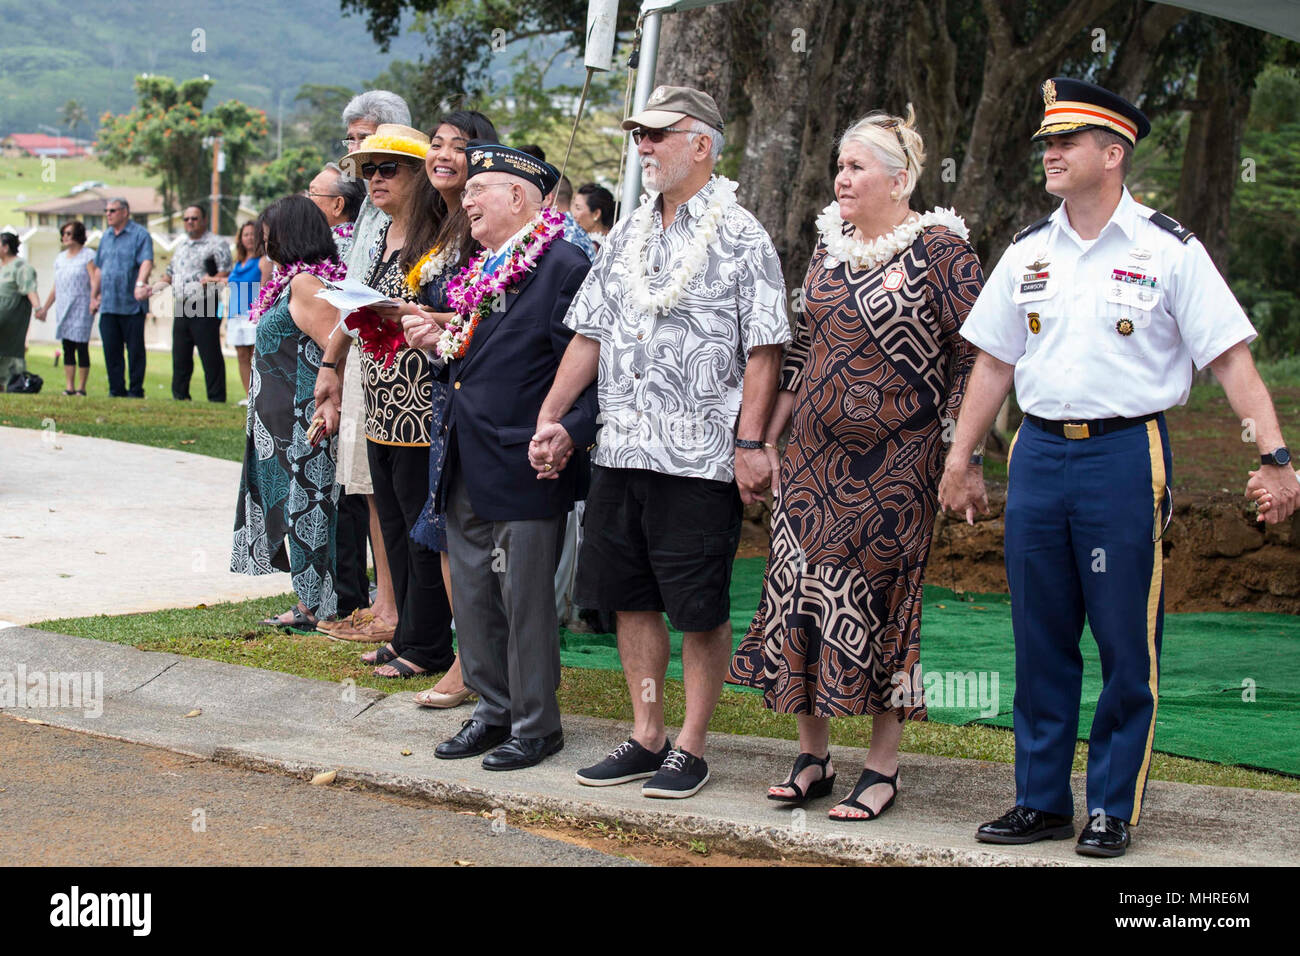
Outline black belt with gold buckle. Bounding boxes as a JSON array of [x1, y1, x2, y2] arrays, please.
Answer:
[[1026, 413, 1159, 440]]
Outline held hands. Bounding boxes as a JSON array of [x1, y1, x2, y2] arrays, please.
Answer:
[[1246, 466, 1299, 524], [735, 446, 773, 505], [400, 306, 454, 350], [938, 457, 990, 525], [34, 307, 47, 321], [90, 295, 101, 314], [133, 284, 153, 301], [313, 365, 342, 431], [529, 420, 573, 480]]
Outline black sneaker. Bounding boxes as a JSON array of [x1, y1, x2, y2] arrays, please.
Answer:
[[575, 737, 671, 787], [642, 748, 710, 799]]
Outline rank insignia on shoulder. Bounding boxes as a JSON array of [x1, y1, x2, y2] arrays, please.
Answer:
[[1028, 312, 1041, 334], [1012, 215, 1052, 244], [1148, 211, 1195, 244], [1116, 317, 1135, 336]]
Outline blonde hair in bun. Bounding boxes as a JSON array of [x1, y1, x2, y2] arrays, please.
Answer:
[[839, 104, 926, 201]]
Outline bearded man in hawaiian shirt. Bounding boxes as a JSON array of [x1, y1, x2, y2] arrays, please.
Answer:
[[532, 86, 791, 799]]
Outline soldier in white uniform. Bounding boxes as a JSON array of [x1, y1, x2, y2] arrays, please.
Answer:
[[938, 77, 1298, 857]]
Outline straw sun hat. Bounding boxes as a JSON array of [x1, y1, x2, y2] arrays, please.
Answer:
[[340, 124, 430, 176]]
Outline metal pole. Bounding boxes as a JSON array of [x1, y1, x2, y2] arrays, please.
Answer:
[[620, 9, 661, 218], [210, 137, 222, 234]]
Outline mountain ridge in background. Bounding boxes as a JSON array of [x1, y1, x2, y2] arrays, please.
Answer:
[[0, 0, 427, 135]]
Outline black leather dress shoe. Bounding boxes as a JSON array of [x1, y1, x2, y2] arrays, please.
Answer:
[[435, 719, 511, 759], [976, 805, 1074, 844], [482, 730, 564, 771], [1076, 813, 1130, 857]]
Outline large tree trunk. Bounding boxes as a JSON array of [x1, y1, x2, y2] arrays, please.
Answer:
[[655, 3, 734, 109], [1176, 22, 1266, 276]]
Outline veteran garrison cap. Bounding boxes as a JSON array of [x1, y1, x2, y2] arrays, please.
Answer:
[[465, 142, 560, 195], [1032, 77, 1150, 147], [621, 85, 725, 133]]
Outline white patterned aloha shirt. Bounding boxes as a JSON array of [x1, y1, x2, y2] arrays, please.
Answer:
[[564, 176, 791, 482], [166, 231, 232, 318]]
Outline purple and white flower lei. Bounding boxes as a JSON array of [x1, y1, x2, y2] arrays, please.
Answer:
[[249, 258, 347, 323]]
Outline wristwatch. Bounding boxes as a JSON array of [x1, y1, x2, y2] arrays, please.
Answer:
[[1261, 447, 1291, 467], [320, 361, 338, 370], [735, 438, 764, 450]]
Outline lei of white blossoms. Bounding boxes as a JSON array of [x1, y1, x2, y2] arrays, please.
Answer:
[[817, 203, 969, 271], [623, 176, 738, 314]]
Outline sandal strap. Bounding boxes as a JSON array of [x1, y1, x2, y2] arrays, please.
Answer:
[[775, 751, 833, 795], [843, 767, 898, 805], [791, 751, 832, 776]]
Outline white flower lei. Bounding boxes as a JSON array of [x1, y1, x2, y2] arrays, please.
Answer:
[[817, 204, 969, 272], [417, 246, 457, 286], [622, 176, 738, 314]]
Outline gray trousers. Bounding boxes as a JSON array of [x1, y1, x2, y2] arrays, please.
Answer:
[[447, 473, 567, 738]]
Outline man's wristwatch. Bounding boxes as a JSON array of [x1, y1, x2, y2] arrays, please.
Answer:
[[320, 361, 338, 370], [1261, 447, 1291, 467], [735, 438, 764, 450]]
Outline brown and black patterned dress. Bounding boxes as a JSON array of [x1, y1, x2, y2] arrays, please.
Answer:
[[728, 225, 983, 720]]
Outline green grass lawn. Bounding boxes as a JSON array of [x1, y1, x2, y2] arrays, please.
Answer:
[[10, 348, 1300, 795], [0, 351, 247, 462], [0, 155, 158, 229], [32, 593, 1300, 795]]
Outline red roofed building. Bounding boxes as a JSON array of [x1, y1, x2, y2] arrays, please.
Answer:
[[0, 133, 93, 158]]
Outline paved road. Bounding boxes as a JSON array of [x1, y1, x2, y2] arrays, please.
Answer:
[[0, 719, 633, 866], [0, 426, 290, 626]]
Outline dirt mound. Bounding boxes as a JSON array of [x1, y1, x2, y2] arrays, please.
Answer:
[[738, 487, 1300, 614]]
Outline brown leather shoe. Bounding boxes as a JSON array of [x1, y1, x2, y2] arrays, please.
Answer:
[[326, 616, 395, 644], [317, 609, 372, 636]]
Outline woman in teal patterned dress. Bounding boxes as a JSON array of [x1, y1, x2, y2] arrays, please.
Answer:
[[232, 197, 347, 629]]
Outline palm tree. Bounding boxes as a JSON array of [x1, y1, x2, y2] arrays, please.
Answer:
[[59, 99, 89, 143]]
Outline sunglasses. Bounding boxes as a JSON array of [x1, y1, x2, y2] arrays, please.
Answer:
[[631, 126, 691, 145], [361, 160, 416, 180], [182, 216, 201, 222]]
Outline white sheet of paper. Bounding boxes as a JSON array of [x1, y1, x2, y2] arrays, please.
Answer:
[[314, 277, 403, 312], [316, 277, 405, 339]]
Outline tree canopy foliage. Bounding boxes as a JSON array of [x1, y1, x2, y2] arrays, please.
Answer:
[[96, 76, 267, 233]]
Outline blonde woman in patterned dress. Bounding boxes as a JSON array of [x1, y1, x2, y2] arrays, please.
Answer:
[[728, 108, 983, 820]]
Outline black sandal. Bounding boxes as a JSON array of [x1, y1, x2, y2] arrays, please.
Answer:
[[830, 766, 898, 821], [768, 751, 835, 805], [362, 643, 399, 666], [258, 606, 318, 630], [374, 656, 428, 679]]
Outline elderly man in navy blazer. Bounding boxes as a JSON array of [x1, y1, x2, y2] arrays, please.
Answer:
[[425, 143, 597, 770]]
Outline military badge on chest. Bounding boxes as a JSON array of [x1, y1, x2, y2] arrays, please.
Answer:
[[1028, 312, 1041, 334], [1019, 253, 1050, 295]]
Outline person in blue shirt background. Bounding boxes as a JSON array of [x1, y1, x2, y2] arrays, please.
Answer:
[[90, 198, 153, 398]]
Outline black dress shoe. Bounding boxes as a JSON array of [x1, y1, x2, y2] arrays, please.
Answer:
[[1076, 813, 1130, 858], [482, 730, 564, 771], [435, 719, 511, 759], [976, 805, 1074, 844]]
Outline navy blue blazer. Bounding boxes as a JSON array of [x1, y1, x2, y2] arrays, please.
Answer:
[[437, 237, 598, 522]]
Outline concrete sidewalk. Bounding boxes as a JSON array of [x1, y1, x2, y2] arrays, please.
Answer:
[[0, 426, 291, 626], [2, 626, 1296, 866]]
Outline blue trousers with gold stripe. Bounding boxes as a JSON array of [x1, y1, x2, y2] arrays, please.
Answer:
[[1004, 414, 1171, 825]]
